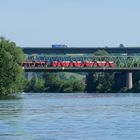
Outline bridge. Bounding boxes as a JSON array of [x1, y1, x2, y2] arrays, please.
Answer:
[[22, 47, 140, 54], [23, 55, 140, 71], [23, 55, 140, 89], [22, 47, 140, 90]]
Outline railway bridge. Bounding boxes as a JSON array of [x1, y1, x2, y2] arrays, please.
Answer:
[[22, 47, 140, 89]]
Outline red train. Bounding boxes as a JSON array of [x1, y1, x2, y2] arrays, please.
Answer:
[[23, 61, 116, 68]]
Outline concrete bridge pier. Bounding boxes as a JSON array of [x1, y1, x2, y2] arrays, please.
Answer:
[[115, 72, 133, 90], [126, 72, 133, 89]]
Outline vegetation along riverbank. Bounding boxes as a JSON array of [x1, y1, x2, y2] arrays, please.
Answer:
[[1, 37, 140, 96]]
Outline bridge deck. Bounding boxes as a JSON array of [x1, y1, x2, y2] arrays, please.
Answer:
[[23, 67, 140, 72], [22, 47, 140, 54]]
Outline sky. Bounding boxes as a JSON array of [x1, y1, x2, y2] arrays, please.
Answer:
[[0, 0, 140, 47]]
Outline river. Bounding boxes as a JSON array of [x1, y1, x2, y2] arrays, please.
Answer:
[[0, 93, 140, 140]]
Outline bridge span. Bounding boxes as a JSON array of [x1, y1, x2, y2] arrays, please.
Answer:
[[23, 55, 140, 89], [22, 47, 140, 54], [24, 67, 140, 72]]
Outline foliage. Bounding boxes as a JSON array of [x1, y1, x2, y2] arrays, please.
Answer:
[[24, 72, 85, 93], [0, 37, 25, 95], [93, 49, 109, 56], [60, 79, 85, 93], [43, 73, 62, 92], [96, 73, 115, 93], [86, 72, 115, 93], [24, 76, 45, 93], [43, 72, 85, 93]]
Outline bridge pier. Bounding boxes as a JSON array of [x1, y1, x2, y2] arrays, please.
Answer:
[[115, 72, 133, 90], [115, 73, 126, 90], [126, 72, 133, 89]]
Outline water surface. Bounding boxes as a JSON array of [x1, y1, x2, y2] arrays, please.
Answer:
[[0, 93, 140, 140]]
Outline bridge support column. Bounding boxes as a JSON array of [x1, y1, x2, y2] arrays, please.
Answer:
[[126, 72, 133, 89], [114, 72, 133, 91], [115, 72, 126, 90]]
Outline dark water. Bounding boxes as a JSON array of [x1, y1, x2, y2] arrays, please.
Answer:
[[0, 93, 140, 140]]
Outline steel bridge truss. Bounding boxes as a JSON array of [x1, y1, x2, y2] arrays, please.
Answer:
[[24, 55, 140, 69]]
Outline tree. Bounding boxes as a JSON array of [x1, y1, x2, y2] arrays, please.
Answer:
[[96, 72, 115, 93], [24, 76, 45, 93], [93, 50, 109, 56], [0, 37, 25, 95], [44, 72, 62, 92], [60, 79, 85, 93]]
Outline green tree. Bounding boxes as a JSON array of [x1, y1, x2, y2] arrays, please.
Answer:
[[44, 73, 62, 92], [0, 37, 25, 95], [96, 73, 115, 93], [60, 79, 85, 93], [25, 76, 45, 93], [60, 81, 73, 93], [93, 50, 109, 56], [72, 80, 85, 92], [34, 79, 45, 92]]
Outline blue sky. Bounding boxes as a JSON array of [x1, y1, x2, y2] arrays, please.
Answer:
[[0, 0, 140, 47]]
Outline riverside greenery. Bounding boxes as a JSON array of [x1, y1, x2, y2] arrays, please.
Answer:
[[24, 73, 85, 93], [0, 37, 25, 96], [1, 37, 140, 94]]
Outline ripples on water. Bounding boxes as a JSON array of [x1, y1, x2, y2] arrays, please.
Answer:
[[0, 93, 140, 140]]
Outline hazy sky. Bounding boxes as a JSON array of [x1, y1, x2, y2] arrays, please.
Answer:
[[0, 0, 140, 47]]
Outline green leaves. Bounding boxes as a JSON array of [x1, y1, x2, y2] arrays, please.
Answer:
[[0, 37, 25, 96], [24, 72, 85, 93]]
